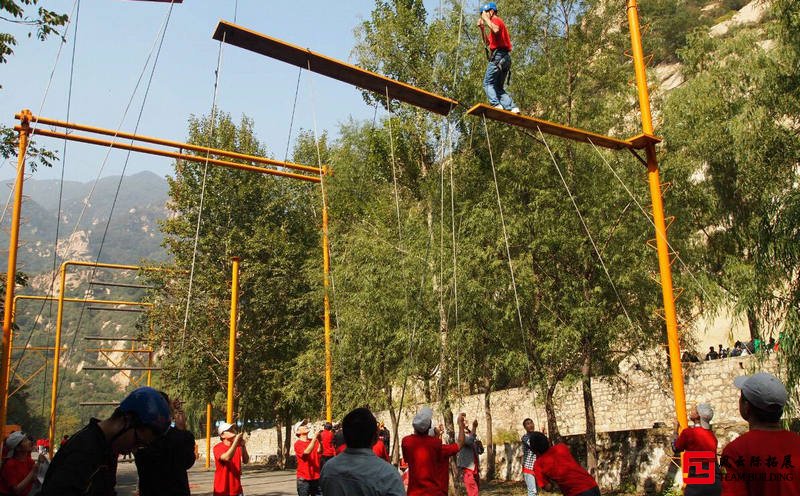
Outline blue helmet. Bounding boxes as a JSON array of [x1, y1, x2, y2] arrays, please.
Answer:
[[480, 2, 498, 12], [118, 387, 171, 435]]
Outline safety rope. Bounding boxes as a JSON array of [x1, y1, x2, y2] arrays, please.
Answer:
[[179, 10, 229, 356], [56, 0, 179, 409], [587, 139, 713, 303], [481, 114, 534, 385], [537, 127, 636, 330]]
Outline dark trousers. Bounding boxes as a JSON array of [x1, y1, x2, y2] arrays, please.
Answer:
[[575, 487, 602, 496], [296, 478, 320, 496]]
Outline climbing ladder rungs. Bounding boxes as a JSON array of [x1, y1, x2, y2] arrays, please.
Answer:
[[466, 104, 661, 150], [212, 21, 459, 116]]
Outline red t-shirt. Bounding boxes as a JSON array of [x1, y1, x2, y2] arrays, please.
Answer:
[[485, 15, 512, 51], [0, 457, 35, 495], [533, 443, 598, 496], [213, 441, 243, 496], [401, 434, 459, 496], [721, 429, 800, 496], [675, 426, 718, 453], [372, 438, 390, 461], [320, 429, 336, 457], [294, 439, 321, 480], [335, 443, 347, 455]]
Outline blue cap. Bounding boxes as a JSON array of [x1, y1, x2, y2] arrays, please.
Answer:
[[118, 387, 171, 435], [480, 2, 498, 12]]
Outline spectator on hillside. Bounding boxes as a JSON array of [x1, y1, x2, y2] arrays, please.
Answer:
[[520, 418, 538, 496], [705, 346, 720, 360], [718, 344, 727, 359], [319, 423, 335, 470], [457, 418, 481, 496], [320, 408, 404, 496], [0, 430, 48, 496], [294, 424, 322, 496], [721, 372, 800, 495], [41, 386, 171, 496], [767, 336, 776, 352], [135, 393, 196, 496], [673, 403, 721, 495], [213, 421, 249, 496], [528, 432, 600, 496], [402, 407, 466, 496]]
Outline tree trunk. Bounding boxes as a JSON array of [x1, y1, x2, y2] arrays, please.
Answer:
[[747, 306, 760, 342], [581, 353, 598, 475], [388, 386, 400, 464], [441, 404, 459, 496], [283, 416, 292, 468], [545, 383, 561, 443], [276, 421, 284, 469], [484, 388, 495, 480]]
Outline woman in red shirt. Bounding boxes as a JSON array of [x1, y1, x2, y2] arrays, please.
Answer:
[[0, 431, 47, 496]]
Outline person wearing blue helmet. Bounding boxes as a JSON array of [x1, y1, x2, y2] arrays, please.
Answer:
[[40, 386, 170, 496], [478, 2, 520, 114]]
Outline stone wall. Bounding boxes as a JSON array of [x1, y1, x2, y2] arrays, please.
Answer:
[[196, 354, 787, 491]]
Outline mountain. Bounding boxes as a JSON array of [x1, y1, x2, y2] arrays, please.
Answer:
[[1, 171, 171, 275]]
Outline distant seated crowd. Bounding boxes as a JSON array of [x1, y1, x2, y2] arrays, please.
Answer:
[[681, 336, 781, 363]]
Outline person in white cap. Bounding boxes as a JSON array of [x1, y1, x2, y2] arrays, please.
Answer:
[[0, 431, 47, 496], [401, 407, 466, 496], [721, 371, 800, 495], [672, 403, 721, 495], [294, 423, 322, 496], [213, 421, 249, 496]]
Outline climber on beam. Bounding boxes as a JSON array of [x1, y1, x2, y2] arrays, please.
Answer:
[[478, 2, 520, 114]]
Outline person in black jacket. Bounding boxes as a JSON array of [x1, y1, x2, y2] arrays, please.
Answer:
[[40, 386, 171, 496], [134, 392, 196, 496]]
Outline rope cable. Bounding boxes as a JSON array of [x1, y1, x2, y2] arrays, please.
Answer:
[[52, 1, 177, 413], [587, 139, 713, 302], [537, 127, 635, 330]]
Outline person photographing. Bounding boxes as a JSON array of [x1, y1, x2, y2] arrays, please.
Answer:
[[478, 2, 520, 114]]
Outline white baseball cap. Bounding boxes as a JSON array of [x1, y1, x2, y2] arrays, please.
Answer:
[[217, 421, 234, 436]]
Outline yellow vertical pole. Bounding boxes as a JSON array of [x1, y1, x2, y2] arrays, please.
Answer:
[[206, 402, 212, 469], [146, 351, 153, 387], [227, 257, 239, 425], [627, 0, 688, 430], [322, 192, 332, 423], [48, 262, 68, 455], [0, 109, 32, 432]]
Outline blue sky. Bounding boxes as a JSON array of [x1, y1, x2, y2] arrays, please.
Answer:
[[1, 0, 457, 182]]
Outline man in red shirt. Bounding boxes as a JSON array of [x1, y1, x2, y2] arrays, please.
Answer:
[[213, 422, 249, 496], [528, 432, 600, 496], [478, 2, 520, 114], [401, 407, 466, 496], [0, 431, 47, 496], [672, 403, 721, 495], [721, 372, 800, 495], [294, 424, 322, 496], [319, 423, 335, 469]]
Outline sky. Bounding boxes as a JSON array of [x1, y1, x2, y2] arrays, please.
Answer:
[[0, 0, 455, 183]]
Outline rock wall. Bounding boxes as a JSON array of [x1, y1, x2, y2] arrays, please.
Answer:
[[196, 354, 787, 491]]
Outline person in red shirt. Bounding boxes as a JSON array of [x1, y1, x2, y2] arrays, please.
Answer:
[[372, 436, 390, 462], [672, 403, 721, 495], [477, 2, 520, 114], [528, 432, 600, 496], [294, 425, 322, 496], [213, 422, 249, 496], [319, 423, 335, 469], [401, 407, 466, 496], [0, 431, 47, 496], [721, 372, 800, 496]]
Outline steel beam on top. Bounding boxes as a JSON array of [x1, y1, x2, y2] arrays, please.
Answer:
[[466, 103, 662, 150], [212, 21, 459, 116]]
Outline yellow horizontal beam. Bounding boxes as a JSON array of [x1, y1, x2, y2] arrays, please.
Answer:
[[17, 113, 323, 176], [213, 21, 458, 116]]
